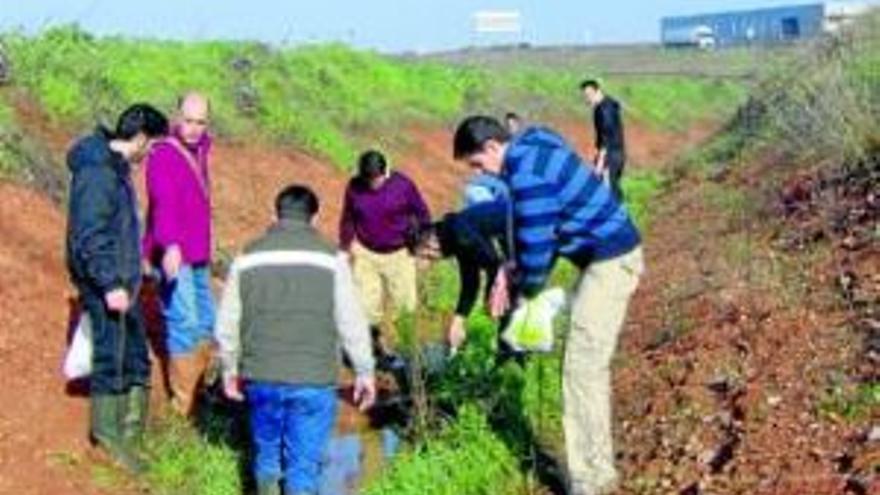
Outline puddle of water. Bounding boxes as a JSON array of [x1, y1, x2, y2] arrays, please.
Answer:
[[322, 344, 452, 494], [320, 428, 400, 495]]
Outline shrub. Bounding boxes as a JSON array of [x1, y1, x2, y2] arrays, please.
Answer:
[[363, 405, 525, 495]]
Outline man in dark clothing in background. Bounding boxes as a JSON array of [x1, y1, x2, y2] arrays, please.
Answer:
[[581, 79, 626, 200], [66, 103, 169, 472]]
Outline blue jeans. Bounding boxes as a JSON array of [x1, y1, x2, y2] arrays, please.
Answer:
[[246, 382, 337, 493], [161, 264, 215, 355]]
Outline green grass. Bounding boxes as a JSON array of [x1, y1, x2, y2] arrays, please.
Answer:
[[363, 405, 526, 495], [0, 98, 20, 177], [621, 169, 665, 230], [818, 382, 880, 423], [143, 414, 244, 495], [614, 77, 745, 132], [2, 25, 743, 170], [710, 12, 880, 166], [819, 381, 880, 420]]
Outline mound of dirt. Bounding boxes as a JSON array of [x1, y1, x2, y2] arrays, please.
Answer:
[[0, 182, 111, 494], [775, 152, 879, 397], [613, 153, 879, 494]]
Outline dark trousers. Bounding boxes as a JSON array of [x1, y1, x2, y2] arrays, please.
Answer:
[[605, 150, 625, 201], [81, 290, 151, 395]]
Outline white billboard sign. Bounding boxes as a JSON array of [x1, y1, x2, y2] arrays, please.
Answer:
[[474, 10, 522, 33]]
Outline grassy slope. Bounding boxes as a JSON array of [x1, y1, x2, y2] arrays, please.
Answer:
[[1, 25, 744, 173]]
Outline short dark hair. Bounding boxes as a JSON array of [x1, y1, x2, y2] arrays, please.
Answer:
[[453, 115, 510, 160], [405, 221, 435, 254], [275, 184, 319, 220], [579, 79, 601, 91], [504, 111, 521, 121], [404, 219, 454, 258], [356, 149, 388, 182], [115, 103, 169, 140]]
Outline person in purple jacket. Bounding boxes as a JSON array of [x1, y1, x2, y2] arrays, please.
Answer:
[[143, 92, 215, 416], [339, 150, 431, 365]]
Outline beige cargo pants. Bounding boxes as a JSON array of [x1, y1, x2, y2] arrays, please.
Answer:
[[351, 242, 418, 326], [564, 247, 643, 495]]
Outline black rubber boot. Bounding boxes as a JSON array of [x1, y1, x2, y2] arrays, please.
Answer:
[[91, 394, 145, 474], [121, 385, 149, 446]]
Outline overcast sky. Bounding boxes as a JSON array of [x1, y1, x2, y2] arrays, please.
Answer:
[[1, 1, 877, 52]]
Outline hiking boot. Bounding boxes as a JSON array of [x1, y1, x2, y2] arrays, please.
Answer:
[[90, 394, 145, 474], [121, 385, 149, 446], [256, 480, 281, 495], [168, 342, 211, 416]]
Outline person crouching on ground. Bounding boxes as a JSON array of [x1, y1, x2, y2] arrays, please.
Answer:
[[407, 200, 512, 354], [215, 184, 377, 495]]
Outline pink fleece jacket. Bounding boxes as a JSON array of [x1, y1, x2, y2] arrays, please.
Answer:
[[143, 128, 213, 265]]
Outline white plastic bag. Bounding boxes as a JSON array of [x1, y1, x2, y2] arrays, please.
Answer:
[[501, 287, 567, 353], [63, 313, 92, 379]]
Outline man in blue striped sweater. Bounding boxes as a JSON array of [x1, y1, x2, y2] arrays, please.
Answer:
[[453, 116, 644, 495]]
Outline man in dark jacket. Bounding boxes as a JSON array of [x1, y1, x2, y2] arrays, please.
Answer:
[[66, 103, 168, 472], [581, 79, 626, 200]]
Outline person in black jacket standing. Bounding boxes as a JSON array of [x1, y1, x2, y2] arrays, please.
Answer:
[[66, 103, 168, 472], [581, 79, 626, 200]]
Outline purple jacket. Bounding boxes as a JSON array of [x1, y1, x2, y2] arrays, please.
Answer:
[[339, 171, 430, 253], [143, 128, 213, 265]]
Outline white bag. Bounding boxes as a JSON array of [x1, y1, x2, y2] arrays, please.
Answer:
[[501, 287, 567, 353], [63, 313, 92, 380]]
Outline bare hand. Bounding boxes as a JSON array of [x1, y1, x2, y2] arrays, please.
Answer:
[[489, 270, 511, 319], [162, 245, 183, 280], [595, 151, 606, 175], [141, 259, 154, 277], [104, 288, 131, 313], [224, 375, 244, 402], [447, 315, 467, 351], [353, 375, 376, 412]]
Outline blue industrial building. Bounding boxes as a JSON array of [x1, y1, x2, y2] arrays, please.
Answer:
[[661, 2, 871, 48]]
